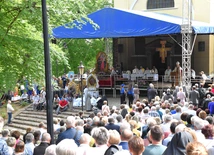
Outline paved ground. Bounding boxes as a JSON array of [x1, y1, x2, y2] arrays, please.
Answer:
[[106, 96, 146, 108]]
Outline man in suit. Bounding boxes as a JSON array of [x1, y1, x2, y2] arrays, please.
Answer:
[[189, 86, 200, 108], [118, 129, 133, 150], [33, 132, 51, 155], [56, 116, 82, 146], [105, 117, 120, 133], [147, 83, 157, 102]]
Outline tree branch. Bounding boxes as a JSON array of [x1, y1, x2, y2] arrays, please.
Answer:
[[0, 8, 22, 43]]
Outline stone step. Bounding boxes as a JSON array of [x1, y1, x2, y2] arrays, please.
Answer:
[[6, 122, 40, 131], [25, 104, 91, 113], [18, 112, 88, 121], [22, 108, 92, 116], [11, 119, 43, 128], [3, 103, 94, 138], [15, 116, 47, 124]]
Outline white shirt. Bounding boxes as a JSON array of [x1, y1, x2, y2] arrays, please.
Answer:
[[90, 96, 97, 106], [114, 150, 130, 155], [132, 68, 139, 74], [25, 142, 35, 155], [85, 145, 108, 155], [42, 91, 46, 98], [39, 128, 47, 140], [165, 69, 171, 76], [152, 68, 158, 74], [202, 74, 207, 80], [7, 103, 14, 113], [172, 112, 182, 121], [144, 69, 151, 74], [191, 70, 196, 79], [161, 122, 171, 133], [195, 130, 205, 143], [185, 109, 196, 116], [21, 93, 28, 99], [76, 144, 90, 155], [32, 95, 40, 104]]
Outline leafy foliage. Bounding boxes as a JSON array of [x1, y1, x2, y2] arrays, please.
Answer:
[[0, 0, 112, 91]]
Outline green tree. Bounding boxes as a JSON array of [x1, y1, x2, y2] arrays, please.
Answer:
[[0, 0, 112, 91]]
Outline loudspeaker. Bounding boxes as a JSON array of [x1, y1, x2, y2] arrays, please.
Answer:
[[118, 44, 123, 53]]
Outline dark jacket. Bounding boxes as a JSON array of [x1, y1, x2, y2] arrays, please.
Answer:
[[163, 93, 173, 101], [189, 90, 200, 105], [56, 127, 82, 146], [105, 123, 120, 133], [147, 88, 157, 102], [33, 142, 49, 155]]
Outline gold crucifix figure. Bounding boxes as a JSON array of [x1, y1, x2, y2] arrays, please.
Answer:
[[156, 40, 171, 63]]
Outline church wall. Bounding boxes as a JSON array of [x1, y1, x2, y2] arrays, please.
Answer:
[[193, 35, 210, 74], [114, 0, 211, 22], [209, 35, 214, 74], [192, 0, 211, 22], [114, 0, 129, 9], [211, 1, 214, 24]]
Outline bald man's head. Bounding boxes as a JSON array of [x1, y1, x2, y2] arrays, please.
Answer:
[[79, 133, 91, 145], [120, 129, 133, 141]]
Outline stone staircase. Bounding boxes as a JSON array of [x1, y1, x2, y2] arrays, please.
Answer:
[[3, 104, 92, 137]]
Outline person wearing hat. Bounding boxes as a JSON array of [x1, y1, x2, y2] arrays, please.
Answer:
[[120, 84, 126, 104]]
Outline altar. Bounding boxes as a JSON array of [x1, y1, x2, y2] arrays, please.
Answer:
[[123, 73, 159, 81]]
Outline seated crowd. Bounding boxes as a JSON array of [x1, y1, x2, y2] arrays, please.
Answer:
[[1, 88, 214, 155]]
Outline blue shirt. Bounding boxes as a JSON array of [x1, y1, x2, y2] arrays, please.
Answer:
[[0, 138, 9, 155], [120, 87, 125, 94], [56, 127, 82, 146], [208, 101, 214, 114], [119, 141, 129, 150], [127, 88, 134, 95]]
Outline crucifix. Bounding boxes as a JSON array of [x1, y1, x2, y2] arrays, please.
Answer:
[[156, 40, 171, 63]]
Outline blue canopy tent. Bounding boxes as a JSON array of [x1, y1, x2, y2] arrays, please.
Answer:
[[52, 7, 214, 39]]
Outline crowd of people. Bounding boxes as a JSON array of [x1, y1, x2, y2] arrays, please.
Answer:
[[1, 80, 214, 155]]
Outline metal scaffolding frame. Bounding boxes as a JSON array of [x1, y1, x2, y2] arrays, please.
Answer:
[[182, 0, 193, 90]]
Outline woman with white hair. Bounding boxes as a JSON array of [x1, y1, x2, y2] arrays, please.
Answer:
[[88, 127, 109, 155], [56, 139, 77, 155], [45, 144, 56, 155]]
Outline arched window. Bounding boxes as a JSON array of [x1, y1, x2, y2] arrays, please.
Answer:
[[147, 0, 174, 9]]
